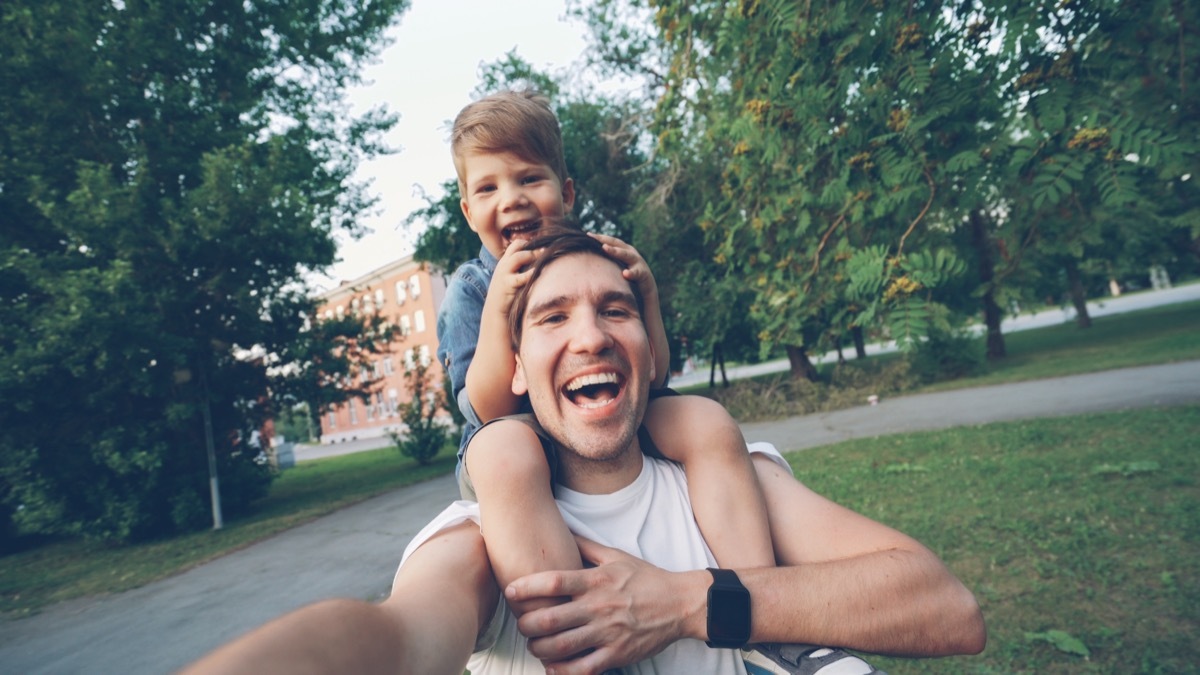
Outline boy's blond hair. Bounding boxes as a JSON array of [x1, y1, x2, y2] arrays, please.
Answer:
[[451, 89, 568, 192]]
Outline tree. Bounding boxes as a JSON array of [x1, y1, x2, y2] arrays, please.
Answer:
[[389, 362, 451, 465], [0, 0, 408, 542]]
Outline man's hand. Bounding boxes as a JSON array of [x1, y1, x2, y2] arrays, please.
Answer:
[[505, 537, 707, 675]]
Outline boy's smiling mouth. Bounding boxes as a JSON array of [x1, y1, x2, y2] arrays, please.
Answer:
[[502, 220, 541, 243], [563, 371, 622, 410]]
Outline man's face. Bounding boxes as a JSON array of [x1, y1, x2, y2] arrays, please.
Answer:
[[459, 150, 575, 259], [511, 253, 654, 490]]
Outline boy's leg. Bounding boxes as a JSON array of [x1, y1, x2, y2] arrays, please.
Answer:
[[182, 522, 496, 675], [645, 395, 775, 568], [465, 419, 582, 616]]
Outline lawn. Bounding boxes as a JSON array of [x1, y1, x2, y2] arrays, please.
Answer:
[[791, 406, 1200, 674]]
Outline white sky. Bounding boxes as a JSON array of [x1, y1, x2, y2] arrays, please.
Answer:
[[317, 0, 591, 290]]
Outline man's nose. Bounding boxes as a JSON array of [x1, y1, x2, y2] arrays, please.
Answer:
[[568, 312, 613, 354]]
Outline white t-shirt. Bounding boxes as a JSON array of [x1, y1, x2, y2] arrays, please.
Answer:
[[396, 442, 790, 675]]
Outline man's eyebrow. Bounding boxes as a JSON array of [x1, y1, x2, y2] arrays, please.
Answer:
[[524, 288, 639, 321]]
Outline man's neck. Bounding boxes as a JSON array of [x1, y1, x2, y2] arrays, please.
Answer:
[[557, 444, 645, 495]]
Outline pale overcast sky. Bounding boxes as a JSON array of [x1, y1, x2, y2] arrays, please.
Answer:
[[318, 0, 591, 289]]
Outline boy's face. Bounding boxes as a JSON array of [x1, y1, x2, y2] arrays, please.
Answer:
[[459, 150, 575, 259]]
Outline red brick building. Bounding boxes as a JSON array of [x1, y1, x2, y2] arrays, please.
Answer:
[[315, 255, 448, 444]]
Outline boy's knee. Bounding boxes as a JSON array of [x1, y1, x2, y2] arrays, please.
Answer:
[[464, 420, 550, 484]]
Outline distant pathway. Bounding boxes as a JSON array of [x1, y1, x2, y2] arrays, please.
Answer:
[[1, 361, 1198, 673]]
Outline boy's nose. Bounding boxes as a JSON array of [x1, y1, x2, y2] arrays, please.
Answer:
[[500, 184, 530, 210]]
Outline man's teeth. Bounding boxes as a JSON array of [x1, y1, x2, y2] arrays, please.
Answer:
[[566, 373, 619, 391]]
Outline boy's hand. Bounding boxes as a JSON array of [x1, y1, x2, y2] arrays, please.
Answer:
[[487, 239, 540, 317], [588, 233, 659, 302]]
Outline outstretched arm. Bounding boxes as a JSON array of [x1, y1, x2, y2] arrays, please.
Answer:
[[508, 464, 984, 673], [182, 523, 497, 675]]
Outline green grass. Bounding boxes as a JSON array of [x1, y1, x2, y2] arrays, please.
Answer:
[[926, 299, 1200, 391], [0, 444, 458, 617], [787, 406, 1200, 674]]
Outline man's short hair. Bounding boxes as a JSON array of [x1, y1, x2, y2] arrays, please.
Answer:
[[451, 89, 569, 192], [508, 227, 645, 350]]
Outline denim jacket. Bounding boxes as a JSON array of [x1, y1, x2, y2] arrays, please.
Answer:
[[435, 246, 497, 461]]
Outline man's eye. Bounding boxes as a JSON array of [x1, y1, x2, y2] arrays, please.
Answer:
[[602, 308, 632, 319], [539, 313, 567, 324]]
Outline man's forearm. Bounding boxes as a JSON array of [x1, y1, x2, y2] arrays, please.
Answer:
[[735, 548, 985, 656]]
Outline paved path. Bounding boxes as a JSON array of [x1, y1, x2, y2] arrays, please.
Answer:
[[1, 361, 1198, 674]]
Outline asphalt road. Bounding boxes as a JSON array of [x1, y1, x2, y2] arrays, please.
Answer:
[[1, 361, 1198, 674]]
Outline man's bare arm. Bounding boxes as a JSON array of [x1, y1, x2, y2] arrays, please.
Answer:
[[182, 523, 497, 675], [508, 465, 984, 673]]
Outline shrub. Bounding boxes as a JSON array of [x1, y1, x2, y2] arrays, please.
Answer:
[[389, 363, 452, 465], [906, 328, 984, 383]]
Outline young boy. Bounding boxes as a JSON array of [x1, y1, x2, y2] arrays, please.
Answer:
[[435, 90, 776, 617]]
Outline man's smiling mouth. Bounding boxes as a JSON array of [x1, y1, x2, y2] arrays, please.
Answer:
[[564, 372, 622, 409]]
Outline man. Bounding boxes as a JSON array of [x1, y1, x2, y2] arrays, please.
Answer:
[[185, 230, 984, 674]]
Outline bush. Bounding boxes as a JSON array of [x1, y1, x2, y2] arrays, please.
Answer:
[[389, 363, 452, 465], [906, 328, 984, 383]]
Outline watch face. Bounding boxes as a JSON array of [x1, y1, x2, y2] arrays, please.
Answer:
[[710, 586, 752, 643]]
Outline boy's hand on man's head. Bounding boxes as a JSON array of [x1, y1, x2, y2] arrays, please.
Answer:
[[587, 233, 659, 301], [486, 239, 541, 317]]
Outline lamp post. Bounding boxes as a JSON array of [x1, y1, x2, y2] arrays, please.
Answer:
[[199, 366, 224, 530]]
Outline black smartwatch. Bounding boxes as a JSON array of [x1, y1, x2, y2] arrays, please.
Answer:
[[705, 567, 752, 648]]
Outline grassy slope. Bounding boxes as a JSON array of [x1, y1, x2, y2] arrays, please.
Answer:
[[792, 407, 1199, 673]]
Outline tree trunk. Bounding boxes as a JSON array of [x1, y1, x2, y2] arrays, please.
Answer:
[[1064, 258, 1093, 329], [851, 325, 867, 359], [969, 209, 1007, 360], [709, 343, 729, 388], [785, 344, 820, 382]]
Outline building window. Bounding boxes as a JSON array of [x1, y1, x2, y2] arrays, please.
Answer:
[[372, 360, 382, 378], [395, 280, 407, 305], [366, 395, 376, 421], [399, 314, 411, 336], [414, 310, 426, 333], [328, 409, 337, 429], [419, 344, 431, 367], [350, 298, 360, 315], [324, 309, 333, 320], [404, 348, 415, 372], [348, 398, 359, 424], [374, 288, 385, 310], [388, 388, 399, 416], [409, 275, 421, 299], [335, 305, 345, 319], [382, 357, 394, 376]]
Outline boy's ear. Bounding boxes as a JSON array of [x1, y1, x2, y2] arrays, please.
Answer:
[[511, 355, 529, 396], [561, 177, 576, 214], [460, 198, 479, 234]]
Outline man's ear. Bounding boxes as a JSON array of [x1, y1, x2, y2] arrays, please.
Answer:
[[561, 177, 576, 214], [511, 355, 529, 396], [460, 197, 479, 234], [648, 341, 657, 385]]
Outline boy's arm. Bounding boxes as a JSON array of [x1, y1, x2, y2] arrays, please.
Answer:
[[464, 241, 539, 422], [589, 233, 670, 387]]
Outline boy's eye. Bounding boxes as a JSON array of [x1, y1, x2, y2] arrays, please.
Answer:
[[521, 175, 544, 185]]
